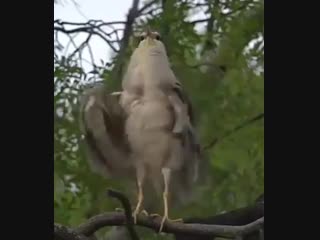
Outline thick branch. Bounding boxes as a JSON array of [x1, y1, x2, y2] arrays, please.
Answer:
[[110, 0, 140, 85], [107, 189, 139, 240], [175, 196, 264, 240], [75, 191, 264, 239], [75, 212, 263, 238], [54, 223, 90, 240]]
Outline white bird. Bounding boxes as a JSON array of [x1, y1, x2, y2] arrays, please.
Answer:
[[79, 29, 201, 233], [119, 28, 200, 231]]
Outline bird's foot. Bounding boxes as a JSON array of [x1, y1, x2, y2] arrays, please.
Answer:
[[140, 209, 149, 216], [145, 212, 183, 232], [159, 216, 183, 232], [131, 209, 149, 224], [115, 207, 124, 212], [148, 213, 161, 218]]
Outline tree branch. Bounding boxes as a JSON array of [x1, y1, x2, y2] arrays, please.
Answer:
[[222, 0, 255, 17], [55, 193, 263, 240], [203, 113, 264, 151], [110, 0, 140, 86], [75, 212, 263, 238], [69, 33, 93, 59], [175, 195, 264, 240], [54, 223, 90, 240], [53, 20, 125, 59], [54, 26, 119, 53], [72, 190, 264, 239], [189, 18, 210, 25], [137, 0, 158, 14], [107, 189, 139, 240]]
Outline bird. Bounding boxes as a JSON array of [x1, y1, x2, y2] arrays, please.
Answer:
[[79, 28, 201, 233], [119, 28, 200, 231]]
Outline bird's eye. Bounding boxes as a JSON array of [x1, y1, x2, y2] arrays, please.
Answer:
[[155, 35, 161, 40]]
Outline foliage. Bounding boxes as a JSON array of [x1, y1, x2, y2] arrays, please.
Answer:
[[54, 0, 264, 239]]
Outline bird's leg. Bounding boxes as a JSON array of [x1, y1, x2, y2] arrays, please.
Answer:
[[132, 167, 145, 224], [159, 168, 183, 232]]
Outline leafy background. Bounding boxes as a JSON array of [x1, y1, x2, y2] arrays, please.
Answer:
[[54, 0, 264, 239]]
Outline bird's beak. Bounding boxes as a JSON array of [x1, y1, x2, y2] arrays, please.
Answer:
[[144, 27, 156, 46]]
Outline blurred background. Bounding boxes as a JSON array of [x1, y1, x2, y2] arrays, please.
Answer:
[[54, 0, 264, 239]]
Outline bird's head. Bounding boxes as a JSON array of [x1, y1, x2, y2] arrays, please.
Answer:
[[136, 27, 167, 57]]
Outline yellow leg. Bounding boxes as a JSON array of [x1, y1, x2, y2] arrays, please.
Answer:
[[132, 166, 145, 224], [159, 168, 183, 232]]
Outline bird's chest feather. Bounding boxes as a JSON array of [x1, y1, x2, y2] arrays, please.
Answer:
[[126, 97, 174, 131], [123, 67, 145, 96]]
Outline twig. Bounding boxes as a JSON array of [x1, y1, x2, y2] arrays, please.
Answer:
[[110, 0, 141, 83], [69, 33, 92, 59], [91, 30, 119, 53], [54, 26, 92, 34], [203, 113, 264, 151], [64, 33, 84, 69], [137, 0, 158, 14], [107, 189, 140, 240], [189, 18, 210, 25], [189, 1, 254, 26], [64, 32, 80, 56], [54, 20, 125, 26], [222, 0, 255, 17], [54, 22, 120, 53], [86, 42, 95, 68], [139, 6, 162, 17]]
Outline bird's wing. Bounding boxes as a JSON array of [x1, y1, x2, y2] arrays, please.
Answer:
[[165, 81, 201, 198], [171, 81, 196, 126], [79, 86, 134, 178]]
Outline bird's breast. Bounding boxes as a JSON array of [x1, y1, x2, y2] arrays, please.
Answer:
[[126, 96, 174, 132], [140, 59, 176, 87]]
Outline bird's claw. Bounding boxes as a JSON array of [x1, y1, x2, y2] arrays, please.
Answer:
[[149, 213, 162, 218], [115, 207, 124, 212], [141, 210, 149, 216], [159, 217, 183, 232], [132, 209, 148, 224]]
